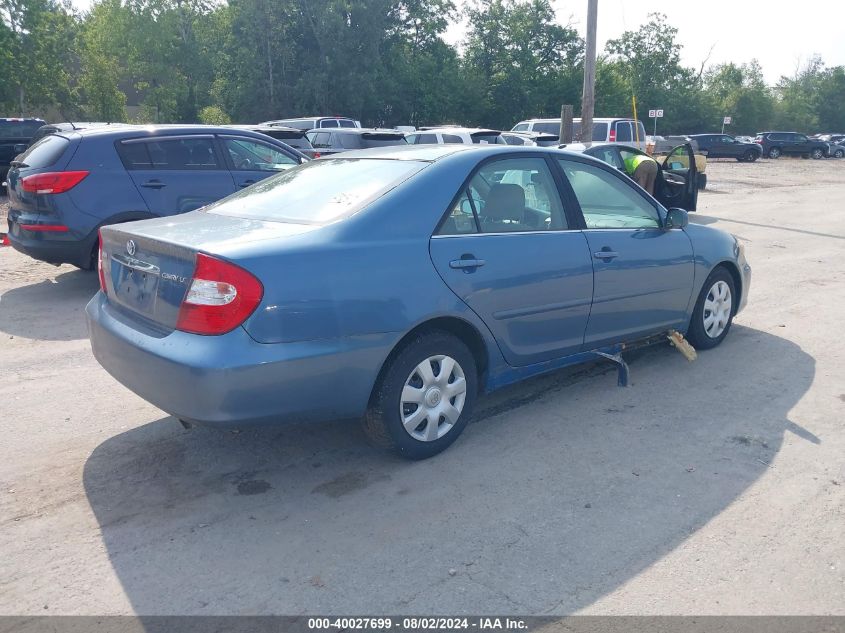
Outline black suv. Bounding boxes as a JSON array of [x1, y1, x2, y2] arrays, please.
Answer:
[[1, 117, 46, 185], [755, 132, 830, 159], [305, 128, 407, 156], [688, 134, 763, 162]]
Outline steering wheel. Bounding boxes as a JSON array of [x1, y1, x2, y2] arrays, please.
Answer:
[[237, 158, 252, 170]]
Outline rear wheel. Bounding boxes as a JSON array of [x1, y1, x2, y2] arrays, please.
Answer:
[[811, 148, 825, 159], [685, 267, 737, 350], [768, 147, 781, 159], [743, 150, 758, 162], [363, 331, 478, 459], [834, 149, 844, 159]]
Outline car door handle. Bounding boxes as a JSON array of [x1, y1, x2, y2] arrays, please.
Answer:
[[140, 180, 166, 189], [239, 179, 256, 188], [450, 257, 486, 269], [593, 250, 619, 260]]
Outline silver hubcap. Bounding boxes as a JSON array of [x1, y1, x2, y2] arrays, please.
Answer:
[[703, 280, 732, 339], [400, 355, 467, 442]]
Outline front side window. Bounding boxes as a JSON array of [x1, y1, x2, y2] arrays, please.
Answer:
[[444, 158, 567, 233], [442, 134, 464, 144], [590, 146, 624, 170], [338, 134, 361, 149], [512, 123, 529, 131], [223, 137, 298, 171], [413, 133, 438, 144], [559, 159, 660, 230], [207, 158, 425, 224], [534, 122, 559, 135]]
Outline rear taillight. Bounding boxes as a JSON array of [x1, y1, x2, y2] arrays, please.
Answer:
[[176, 253, 263, 335], [609, 129, 616, 142], [20, 171, 89, 194], [97, 230, 108, 294], [313, 152, 321, 158]]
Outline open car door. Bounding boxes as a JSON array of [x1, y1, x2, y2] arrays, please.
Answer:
[[657, 143, 698, 212]]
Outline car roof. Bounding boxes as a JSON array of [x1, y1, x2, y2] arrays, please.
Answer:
[[269, 116, 355, 122], [64, 124, 296, 140], [519, 117, 635, 123], [224, 124, 304, 134], [414, 127, 502, 134], [317, 143, 604, 162], [314, 127, 404, 135]]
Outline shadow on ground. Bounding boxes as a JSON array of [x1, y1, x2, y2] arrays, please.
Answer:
[[83, 325, 815, 614], [0, 269, 99, 341]]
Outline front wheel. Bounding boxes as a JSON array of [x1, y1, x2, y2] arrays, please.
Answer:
[[835, 149, 844, 159], [685, 267, 737, 350], [743, 150, 759, 162], [768, 147, 781, 159], [363, 331, 478, 459]]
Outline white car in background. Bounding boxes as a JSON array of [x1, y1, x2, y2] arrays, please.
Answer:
[[405, 127, 505, 145], [512, 117, 647, 148]]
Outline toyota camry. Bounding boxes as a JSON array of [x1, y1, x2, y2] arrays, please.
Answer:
[[87, 144, 750, 459]]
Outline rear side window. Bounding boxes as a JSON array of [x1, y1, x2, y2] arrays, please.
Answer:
[[308, 132, 332, 148], [207, 158, 426, 224], [442, 134, 463, 144], [320, 119, 339, 128], [118, 138, 220, 170], [534, 122, 559, 134], [339, 120, 356, 128], [338, 134, 362, 149], [14, 135, 69, 168], [412, 133, 437, 144]]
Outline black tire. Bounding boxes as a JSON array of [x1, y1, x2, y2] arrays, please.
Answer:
[[363, 331, 478, 459], [835, 149, 844, 159], [811, 148, 824, 159], [685, 266, 737, 350], [768, 147, 781, 159], [743, 150, 758, 162]]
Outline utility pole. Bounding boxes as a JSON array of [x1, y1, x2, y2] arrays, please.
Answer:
[[580, 0, 598, 145], [560, 105, 573, 144]]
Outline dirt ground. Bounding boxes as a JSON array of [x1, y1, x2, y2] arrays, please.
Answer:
[[0, 157, 843, 616]]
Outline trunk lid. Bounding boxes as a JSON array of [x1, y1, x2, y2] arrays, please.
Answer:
[[99, 211, 319, 331]]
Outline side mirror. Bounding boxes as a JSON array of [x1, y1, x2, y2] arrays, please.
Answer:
[[665, 208, 689, 229], [13, 144, 27, 153]]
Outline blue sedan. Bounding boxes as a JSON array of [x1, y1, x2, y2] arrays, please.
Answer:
[[87, 145, 751, 459]]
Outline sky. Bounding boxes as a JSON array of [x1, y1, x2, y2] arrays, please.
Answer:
[[67, 0, 845, 85], [445, 0, 845, 84]]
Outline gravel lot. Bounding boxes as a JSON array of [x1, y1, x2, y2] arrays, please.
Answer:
[[1, 158, 843, 616]]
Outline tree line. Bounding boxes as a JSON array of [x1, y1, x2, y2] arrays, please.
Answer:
[[2, 0, 845, 135]]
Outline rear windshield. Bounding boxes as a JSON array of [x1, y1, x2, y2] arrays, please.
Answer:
[[471, 133, 502, 145], [0, 120, 44, 138], [360, 134, 406, 148], [14, 134, 69, 168], [206, 158, 425, 224]]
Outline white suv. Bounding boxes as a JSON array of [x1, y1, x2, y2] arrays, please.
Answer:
[[405, 127, 506, 145], [511, 117, 647, 146]]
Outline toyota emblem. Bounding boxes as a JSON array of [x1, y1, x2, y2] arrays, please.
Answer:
[[126, 240, 136, 256]]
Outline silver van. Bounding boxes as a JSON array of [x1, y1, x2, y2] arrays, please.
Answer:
[[511, 117, 647, 146]]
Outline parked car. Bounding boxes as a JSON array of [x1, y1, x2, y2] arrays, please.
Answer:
[[5, 125, 307, 269], [500, 131, 560, 147], [1, 117, 46, 186], [87, 144, 750, 459], [562, 142, 700, 211], [688, 133, 763, 162], [512, 117, 647, 147], [261, 116, 360, 130], [224, 124, 315, 158], [405, 127, 505, 145], [754, 132, 830, 159], [306, 128, 407, 155], [734, 135, 757, 144], [813, 133, 845, 144], [829, 142, 845, 159], [26, 122, 127, 148]]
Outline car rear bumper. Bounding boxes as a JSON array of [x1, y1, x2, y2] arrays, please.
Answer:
[[7, 218, 96, 268], [86, 292, 395, 427]]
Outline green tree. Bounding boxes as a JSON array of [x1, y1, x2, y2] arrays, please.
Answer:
[[704, 60, 774, 134]]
